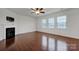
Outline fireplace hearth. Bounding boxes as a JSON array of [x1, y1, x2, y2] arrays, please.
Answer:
[[6, 27, 15, 39]]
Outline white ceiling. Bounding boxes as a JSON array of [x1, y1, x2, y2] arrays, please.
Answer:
[[7, 8, 68, 18]]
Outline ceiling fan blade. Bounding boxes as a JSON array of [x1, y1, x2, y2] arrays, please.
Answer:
[[40, 8, 43, 10], [36, 8, 39, 10], [40, 12, 45, 13], [31, 8, 34, 10], [31, 8, 36, 11], [32, 12, 35, 13]]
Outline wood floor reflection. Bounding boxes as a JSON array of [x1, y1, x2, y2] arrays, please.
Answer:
[[0, 31, 79, 51]]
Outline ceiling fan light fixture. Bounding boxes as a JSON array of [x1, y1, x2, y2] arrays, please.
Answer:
[[31, 8, 45, 15], [35, 10, 40, 14]]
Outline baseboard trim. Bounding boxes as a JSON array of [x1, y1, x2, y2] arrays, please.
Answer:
[[14, 31, 79, 40], [16, 31, 36, 36], [36, 31, 79, 40]]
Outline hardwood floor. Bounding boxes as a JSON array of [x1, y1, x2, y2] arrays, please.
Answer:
[[0, 31, 79, 51]]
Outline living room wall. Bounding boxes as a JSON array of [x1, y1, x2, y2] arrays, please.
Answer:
[[37, 9, 79, 39], [0, 8, 36, 39]]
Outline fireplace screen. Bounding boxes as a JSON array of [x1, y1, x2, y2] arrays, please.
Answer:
[[6, 27, 15, 39]]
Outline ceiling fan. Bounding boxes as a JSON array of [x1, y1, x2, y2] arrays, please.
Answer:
[[31, 8, 45, 15]]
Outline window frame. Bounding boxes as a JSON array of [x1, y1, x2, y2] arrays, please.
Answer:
[[41, 19, 48, 28], [57, 16, 67, 29], [47, 17, 55, 29]]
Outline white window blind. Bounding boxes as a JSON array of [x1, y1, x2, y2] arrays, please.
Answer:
[[41, 19, 47, 28], [57, 16, 67, 29], [48, 18, 55, 28]]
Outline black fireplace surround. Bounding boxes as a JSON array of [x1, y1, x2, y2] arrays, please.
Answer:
[[6, 27, 15, 39]]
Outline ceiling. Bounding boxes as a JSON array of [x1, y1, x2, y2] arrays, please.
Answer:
[[7, 8, 68, 18]]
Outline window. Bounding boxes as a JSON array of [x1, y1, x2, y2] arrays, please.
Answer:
[[41, 19, 47, 28], [48, 18, 55, 28], [57, 16, 67, 29], [41, 16, 67, 29]]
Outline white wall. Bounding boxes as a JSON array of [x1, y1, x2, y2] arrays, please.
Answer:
[[37, 9, 79, 39], [16, 15, 36, 34], [0, 8, 36, 39]]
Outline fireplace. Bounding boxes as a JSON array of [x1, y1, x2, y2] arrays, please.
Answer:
[[6, 27, 15, 39]]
